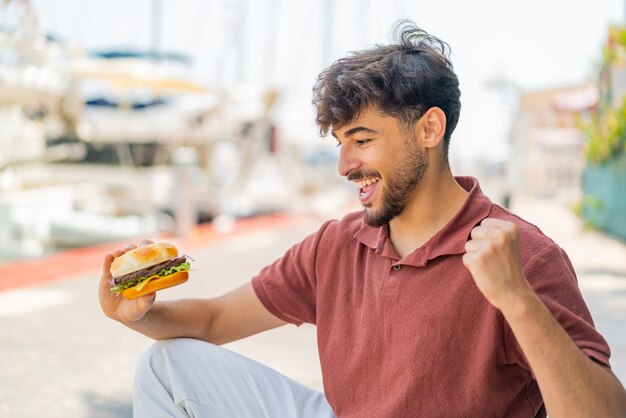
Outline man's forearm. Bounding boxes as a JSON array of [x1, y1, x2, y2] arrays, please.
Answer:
[[119, 283, 287, 345], [502, 289, 626, 417], [123, 299, 214, 342]]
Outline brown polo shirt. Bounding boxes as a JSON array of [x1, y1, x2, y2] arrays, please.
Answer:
[[252, 176, 610, 418]]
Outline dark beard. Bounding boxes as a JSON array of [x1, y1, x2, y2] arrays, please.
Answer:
[[363, 143, 428, 227]]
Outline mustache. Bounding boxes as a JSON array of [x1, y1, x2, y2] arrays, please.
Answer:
[[347, 170, 381, 182]]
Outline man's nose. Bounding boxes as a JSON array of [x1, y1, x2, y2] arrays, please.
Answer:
[[337, 144, 360, 177]]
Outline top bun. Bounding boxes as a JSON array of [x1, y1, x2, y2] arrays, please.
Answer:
[[110, 242, 178, 277]]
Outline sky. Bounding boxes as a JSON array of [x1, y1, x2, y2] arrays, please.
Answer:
[[28, 0, 625, 162]]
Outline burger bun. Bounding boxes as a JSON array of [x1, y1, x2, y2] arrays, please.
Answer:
[[111, 242, 178, 277]]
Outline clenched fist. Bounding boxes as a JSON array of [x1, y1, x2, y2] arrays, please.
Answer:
[[463, 218, 533, 312]]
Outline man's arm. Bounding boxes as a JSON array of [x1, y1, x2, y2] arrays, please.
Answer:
[[99, 243, 287, 344], [463, 218, 626, 418]]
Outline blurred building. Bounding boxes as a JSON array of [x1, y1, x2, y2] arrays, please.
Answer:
[[508, 84, 598, 202]]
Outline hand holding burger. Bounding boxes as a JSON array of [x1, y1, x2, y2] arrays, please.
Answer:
[[98, 240, 191, 329], [109, 242, 191, 299]]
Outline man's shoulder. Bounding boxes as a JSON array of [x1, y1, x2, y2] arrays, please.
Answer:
[[319, 210, 365, 238], [306, 211, 367, 255]]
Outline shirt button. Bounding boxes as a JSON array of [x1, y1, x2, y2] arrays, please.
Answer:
[[393, 265, 402, 271]]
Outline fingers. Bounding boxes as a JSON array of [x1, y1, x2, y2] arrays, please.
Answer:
[[464, 238, 485, 252], [469, 218, 518, 243], [466, 224, 498, 254], [461, 251, 480, 269], [464, 218, 521, 270], [470, 222, 501, 240], [478, 218, 510, 228]]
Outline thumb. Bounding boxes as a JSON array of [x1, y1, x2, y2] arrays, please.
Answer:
[[136, 292, 157, 314]]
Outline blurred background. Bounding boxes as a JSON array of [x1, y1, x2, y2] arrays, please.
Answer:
[[1, 0, 626, 417], [0, 0, 624, 257]]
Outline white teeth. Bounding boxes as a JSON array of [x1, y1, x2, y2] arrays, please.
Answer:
[[356, 178, 379, 187]]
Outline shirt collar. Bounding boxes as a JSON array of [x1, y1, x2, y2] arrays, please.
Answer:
[[354, 176, 493, 266]]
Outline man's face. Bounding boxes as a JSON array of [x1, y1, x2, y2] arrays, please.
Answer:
[[332, 108, 428, 227]]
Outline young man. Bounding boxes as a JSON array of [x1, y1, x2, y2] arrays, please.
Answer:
[[99, 21, 626, 417]]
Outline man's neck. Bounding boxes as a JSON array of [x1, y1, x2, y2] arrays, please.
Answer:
[[388, 170, 469, 258]]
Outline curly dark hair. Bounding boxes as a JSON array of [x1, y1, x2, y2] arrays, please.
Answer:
[[312, 20, 461, 156]]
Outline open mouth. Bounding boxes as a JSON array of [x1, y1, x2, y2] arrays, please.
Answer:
[[355, 177, 380, 204]]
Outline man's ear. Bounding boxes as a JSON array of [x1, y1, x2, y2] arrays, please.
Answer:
[[416, 107, 446, 149]]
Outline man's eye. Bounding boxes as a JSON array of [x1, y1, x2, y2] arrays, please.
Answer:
[[355, 139, 371, 145]]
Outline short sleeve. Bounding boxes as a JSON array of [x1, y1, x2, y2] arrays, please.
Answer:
[[252, 220, 333, 326], [504, 243, 611, 371]]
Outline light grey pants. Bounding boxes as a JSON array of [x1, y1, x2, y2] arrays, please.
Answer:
[[133, 338, 336, 418]]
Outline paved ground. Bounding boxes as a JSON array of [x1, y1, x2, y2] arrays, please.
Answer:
[[1, 198, 625, 418]]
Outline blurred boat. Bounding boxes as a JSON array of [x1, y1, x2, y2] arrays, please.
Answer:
[[0, 1, 189, 261], [67, 49, 218, 146], [0, 0, 296, 263]]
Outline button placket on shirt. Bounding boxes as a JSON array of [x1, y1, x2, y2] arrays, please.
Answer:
[[382, 262, 404, 294]]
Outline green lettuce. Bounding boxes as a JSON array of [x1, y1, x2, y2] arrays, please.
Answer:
[[111, 262, 191, 294]]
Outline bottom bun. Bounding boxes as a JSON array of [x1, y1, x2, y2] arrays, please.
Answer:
[[121, 271, 189, 300]]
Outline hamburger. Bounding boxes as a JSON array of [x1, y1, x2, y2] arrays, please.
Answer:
[[110, 242, 191, 299]]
